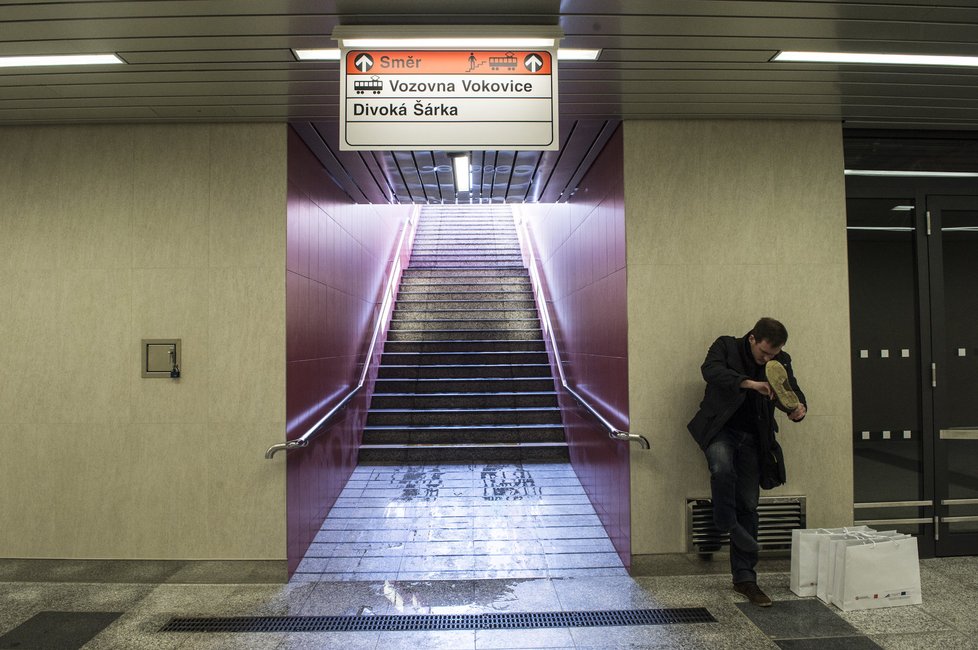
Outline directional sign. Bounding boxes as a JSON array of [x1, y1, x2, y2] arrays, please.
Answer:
[[524, 53, 544, 72], [354, 53, 373, 72], [339, 49, 558, 151]]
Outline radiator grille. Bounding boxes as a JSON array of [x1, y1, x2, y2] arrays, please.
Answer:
[[686, 496, 806, 554]]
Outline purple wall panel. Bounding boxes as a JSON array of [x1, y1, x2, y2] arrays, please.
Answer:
[[285, 127, 411, 576], [522, 126, 631, 567]]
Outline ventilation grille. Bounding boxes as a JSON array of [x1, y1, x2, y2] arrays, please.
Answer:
[[686, 496, 806, 554], [160, 608, 716, 633]]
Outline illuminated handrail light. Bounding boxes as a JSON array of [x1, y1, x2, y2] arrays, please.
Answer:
[[0, 54, 124, 68], [773, 51, 978, 67]]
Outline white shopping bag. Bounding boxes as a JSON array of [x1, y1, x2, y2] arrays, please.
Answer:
[[815, 528, 885, 603], [790, 526, 872, 597], [831, 533, 908, 607], [816, 534, 849, 603], [838, 536, 922, 611]]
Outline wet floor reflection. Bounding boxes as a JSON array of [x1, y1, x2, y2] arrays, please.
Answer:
[[393, 467, 445, 502], [481, 465, 541, 501], [296, 463, 627, 581]]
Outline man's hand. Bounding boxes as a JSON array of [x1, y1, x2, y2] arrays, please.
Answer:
[[788, 404, 807, 421], [740, 379, 774, 399]]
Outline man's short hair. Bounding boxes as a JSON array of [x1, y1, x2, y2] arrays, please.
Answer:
[[752, 317, 788, 347]]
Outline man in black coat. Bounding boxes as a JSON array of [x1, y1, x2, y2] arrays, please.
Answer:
[[687, 317, 807, 607]]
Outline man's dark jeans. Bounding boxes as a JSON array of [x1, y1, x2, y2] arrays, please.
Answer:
[[704, 427, 760, 583]]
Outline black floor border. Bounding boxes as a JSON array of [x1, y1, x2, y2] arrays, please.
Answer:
[[161, 608, 716, 633]]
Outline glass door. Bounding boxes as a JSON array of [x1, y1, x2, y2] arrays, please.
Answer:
[[846, 197, 934, 551], [928, 196, 978, 555]]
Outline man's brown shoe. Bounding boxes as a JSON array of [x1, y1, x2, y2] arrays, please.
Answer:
[[733, 581, 773, 607], [765, 360, 800, 414]]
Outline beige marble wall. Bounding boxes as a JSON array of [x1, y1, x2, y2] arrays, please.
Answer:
[[0, 124, 287, 559], [624, 120, 853, 555]]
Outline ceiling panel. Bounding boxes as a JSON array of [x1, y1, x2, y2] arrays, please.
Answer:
[[2, 1, 978, 202]]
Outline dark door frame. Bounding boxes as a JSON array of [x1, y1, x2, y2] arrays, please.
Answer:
[[846, 176, 978, 557]]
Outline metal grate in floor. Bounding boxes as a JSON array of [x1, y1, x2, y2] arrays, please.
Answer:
[[160, 608, 716, 633]]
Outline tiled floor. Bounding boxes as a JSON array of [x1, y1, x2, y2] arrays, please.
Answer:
[[2, 462, 978, 649], [295, 463, 627, 582]]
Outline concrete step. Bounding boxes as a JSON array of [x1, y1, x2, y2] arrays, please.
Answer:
[[400, 268, 528, 279], [361, 423, 566, 445], [357, 441, 569, 464], [391, 308, 539, 321], [414, 234, 520, 242], [377, 363, 552, 379], [373, 377, 555, 393], [397, 283, 532, 295], [369, 391, 558, 410], [388, 318, 540, 332], [396, 290, 531, 302], [386, 328, 542, 341], [382, 339, 546, 353], [395, 299, 536, 311], [409, 261, 523, 269], [366, 406, 563, 426], [380, 350, 549, 365]]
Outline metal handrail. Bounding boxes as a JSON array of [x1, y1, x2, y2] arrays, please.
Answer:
[[265, 210, 416, 459], [516, 214, 650, 450]]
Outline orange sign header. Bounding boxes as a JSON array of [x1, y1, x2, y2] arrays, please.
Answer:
[[346, 50, 552, 75]]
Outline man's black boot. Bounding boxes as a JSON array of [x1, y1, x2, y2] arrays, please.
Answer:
[[733, 581, 773, 607]]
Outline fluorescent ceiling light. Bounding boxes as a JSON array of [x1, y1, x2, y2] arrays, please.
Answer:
[[0, 54, 124, 68], [558, 48, 601, 61], [890, 205, 915, 211], [293, 48, 341, 61], [452, 154, 471, 193], [341, 37, 555, 48], [845, 169, 978, 178], [846, 226, 914, 232], [332, 25, 563, 51], [773, 51, 978, 67]]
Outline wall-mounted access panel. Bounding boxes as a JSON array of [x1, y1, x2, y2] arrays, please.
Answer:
[[141, 339, 181, 379]]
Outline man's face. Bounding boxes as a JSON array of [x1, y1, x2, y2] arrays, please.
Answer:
[[749, 335, 782, 366]]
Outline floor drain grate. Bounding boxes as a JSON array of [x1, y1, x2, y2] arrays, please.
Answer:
[[161, 608, 715, 633]]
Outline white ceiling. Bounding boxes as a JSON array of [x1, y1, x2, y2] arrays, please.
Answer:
[[3, 1, 978, 202]]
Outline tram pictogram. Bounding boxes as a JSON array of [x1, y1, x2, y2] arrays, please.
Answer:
[[353, 76, 383, 94], [487, 52, 518, 71]]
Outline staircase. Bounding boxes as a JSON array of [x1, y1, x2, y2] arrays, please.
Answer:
[[359, 204, 569, 464]]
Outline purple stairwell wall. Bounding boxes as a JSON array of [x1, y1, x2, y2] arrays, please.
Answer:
[[521, 126, 631, 567], [285, 127, 412, 575]]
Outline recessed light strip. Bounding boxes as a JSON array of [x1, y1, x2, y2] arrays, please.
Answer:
[[846, 226, 915, 232], [296, 47, 599, 61], [774, 51, 978, 67], [294, 49, 341, 61], [0, 54, 124, 68], [452, 154, 471, 193], [558, 48, 601, 61], [342, 37, 555, 48], [845, 169, 978, 178]]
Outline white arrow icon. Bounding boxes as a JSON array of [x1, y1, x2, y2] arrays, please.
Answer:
[[524, 54, 543, 72], [354, 53, 374, 72]]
